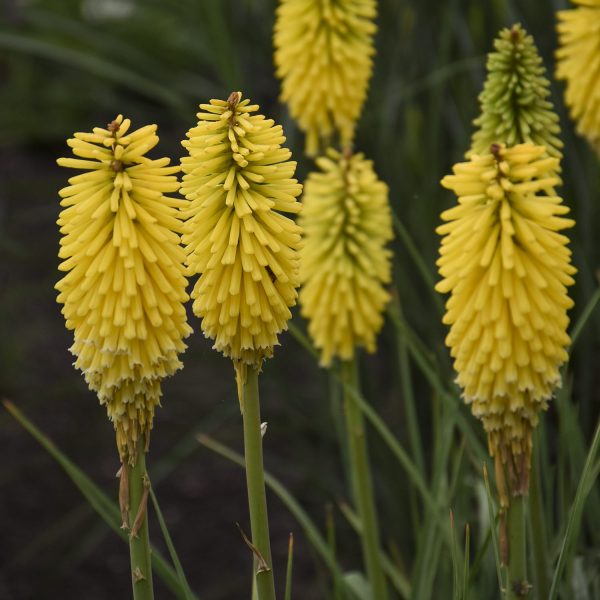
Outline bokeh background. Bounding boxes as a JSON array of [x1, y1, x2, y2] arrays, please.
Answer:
[[1, 0, 599, 598]]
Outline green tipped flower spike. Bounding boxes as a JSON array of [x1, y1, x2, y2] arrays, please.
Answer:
[[469, 24, 563, 161]]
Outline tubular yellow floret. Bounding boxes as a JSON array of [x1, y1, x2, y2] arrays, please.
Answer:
[[274, 0, 377, 155], [180, 92, 303, 376], [300, 148, 393, 366], [556, 0, 600, 152], [56, 115, 192, 463], [436, 143, 576, 493]]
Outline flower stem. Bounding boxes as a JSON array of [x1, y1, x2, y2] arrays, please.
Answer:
[[528, 444, 549, 599], [506, 494, 529, 599], [341, 359, 388, 600], [243, 365, 277, 600], [128, 442, 154, 600]]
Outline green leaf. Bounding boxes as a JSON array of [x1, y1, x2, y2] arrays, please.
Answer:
[[284, 533, 294, 600], [2, 400, 197, 600], [0, 32, 187, 112], [343, 572, 372, 600], [337, 500, 411, 599], [483, 464, 505, 597], [549, 420, 600, 600], [149, 486, 195, 600]]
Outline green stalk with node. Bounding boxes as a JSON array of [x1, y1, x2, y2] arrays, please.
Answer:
[[436, 25, 573, 597], [180, 92, 303, 599], [299, 149, 394, 599], [55, 116, 192, 598]]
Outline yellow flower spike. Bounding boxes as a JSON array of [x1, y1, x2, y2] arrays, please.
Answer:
[[180, 92, 303, 389], [436, 143, 576, 497], [56, 115, 192, 464], [300, 148, 393, 366], [556, 0, 600, 152], [274, 0, 377, 156]]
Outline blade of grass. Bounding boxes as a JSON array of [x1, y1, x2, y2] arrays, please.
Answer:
[[2, 400, 197, 600], [287, 321, 319, 359], [284, 533, 294, 600], [199, 0, 242, 89], [410, 394, 455, 600], [288, 317, 471, 513], [337, 500, 411, 599], [467, 522, 492, 586], [325, 504, 343, 600], [555, 378, 600, 541], [385, 304, 486, 461], [392, 212, 444, 315], [340, 375, 436, 513], [149, 486, 195, 600], [389, 293, 425, 474], [450, 511, 461, 600], [25, 8, 164, 71], [463, 523, 470, 600], [483, 464, 505, 596], [548, 420, 600, 600], [569, 286, 600, 348], [0, 33, 187, 111]]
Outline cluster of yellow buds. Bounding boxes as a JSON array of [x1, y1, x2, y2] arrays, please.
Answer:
[[56, 116, 191, 463], [436, 143, 575, 492], [180, 92, 303, 393]]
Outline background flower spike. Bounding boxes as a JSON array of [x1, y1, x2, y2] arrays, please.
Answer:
[[56, 115, 192, 465], [274, 0, 377, 156], [300, 148, 393, 366], [469, 24, 563, 161], [556, 0, 600, 154]]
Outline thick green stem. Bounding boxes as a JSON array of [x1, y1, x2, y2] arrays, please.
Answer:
[[341, 359, 388, 600], [243, 365, 276, 600], [528, 446, 549, 600], [506, 494, 529, 599], [128, 442, 154, 600]]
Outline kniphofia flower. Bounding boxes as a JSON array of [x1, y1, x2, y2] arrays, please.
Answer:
[[469, 24, 562, 160], [56, 116, 191, 463], [556, 1, 600, 152], [300, 148, 393, 366], [436, 143, 575, 496], [180, 92, 302, 390], [274, 0, 377, 155]]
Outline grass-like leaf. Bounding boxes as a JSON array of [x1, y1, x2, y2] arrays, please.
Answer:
[[284, 533, 294, 600], [548, 420, 600, 600], [338, 500, 411, 599], [149, 486, 195, 600], [2, 399, 198, 600], [483, 464, 505, 596], [0, 33, 187, 111]]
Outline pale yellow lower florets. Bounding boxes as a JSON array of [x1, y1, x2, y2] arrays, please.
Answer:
[[56, 115, 192, 462], [556, 0, 600, 152], [437, 143, 576, 468], [300, 149, 393, 366]]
